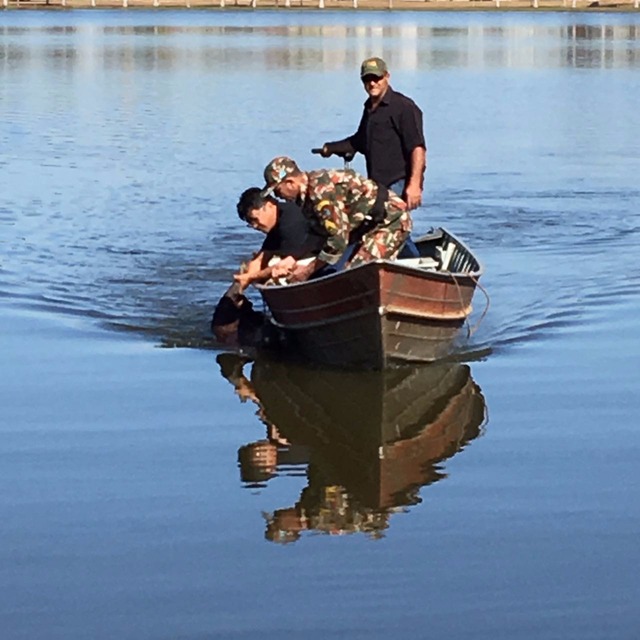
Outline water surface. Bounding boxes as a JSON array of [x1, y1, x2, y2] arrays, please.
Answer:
[[1, 10, 640, 640]]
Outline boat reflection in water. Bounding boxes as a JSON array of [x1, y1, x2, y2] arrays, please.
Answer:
[[217, 354, 487, 543]]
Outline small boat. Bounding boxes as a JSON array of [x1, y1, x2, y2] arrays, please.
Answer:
[[256, 227, 484, 369]]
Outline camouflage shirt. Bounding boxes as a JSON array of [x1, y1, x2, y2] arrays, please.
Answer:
[[299, 169, 406, 265]]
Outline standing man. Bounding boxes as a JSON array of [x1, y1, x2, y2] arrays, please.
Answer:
[[260, 156, 411, 283], [319, 57, 426, 211]]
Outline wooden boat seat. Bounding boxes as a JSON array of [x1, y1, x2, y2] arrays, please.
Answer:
[[438, 243, 456, 271], [395, 257, 440, 270]]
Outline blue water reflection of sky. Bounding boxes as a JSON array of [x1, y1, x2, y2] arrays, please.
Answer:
[[2, 10, 640, 640]]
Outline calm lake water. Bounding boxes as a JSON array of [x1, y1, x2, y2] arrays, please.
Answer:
[[2, 9, 640, 640]]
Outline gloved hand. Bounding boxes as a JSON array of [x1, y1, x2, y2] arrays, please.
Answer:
[[313, 141, 356, 161]]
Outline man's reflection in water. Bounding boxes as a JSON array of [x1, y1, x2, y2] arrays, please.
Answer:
[[217, 354, 487, 543], [265, 485, 393, 544], [218, 354, 309, 489]]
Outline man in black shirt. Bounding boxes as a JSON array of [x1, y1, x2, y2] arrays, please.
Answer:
[[211, 189, 325, 344], [233, 187, 325, 291], [320, 57, 427, 211]]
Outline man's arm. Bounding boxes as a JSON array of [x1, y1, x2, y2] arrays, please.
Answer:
[[236, 254, 304, 289], [404, 145, 426, 211], [241, 255, 323, 286], [270, 256, 296, 279], [288, 257, 327, 283], [396, 100, 427, 210], [234, 251, 268, 292], [321, 138, 356, 159]]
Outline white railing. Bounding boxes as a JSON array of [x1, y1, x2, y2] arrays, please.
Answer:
[[1, 0, 639, 8]]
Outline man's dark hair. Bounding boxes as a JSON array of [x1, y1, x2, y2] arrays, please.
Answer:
[[237, 187, 267, 222]]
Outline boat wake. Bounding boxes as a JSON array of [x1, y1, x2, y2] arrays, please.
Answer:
[[2, 180, 638, 359]]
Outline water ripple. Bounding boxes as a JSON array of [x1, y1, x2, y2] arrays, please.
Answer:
[[2, 15, 639, 355]]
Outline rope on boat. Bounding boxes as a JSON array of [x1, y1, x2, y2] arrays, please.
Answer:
[[449, 272, 490, 339], [467, 275, 490, 338], [449, 273, 469, 337]]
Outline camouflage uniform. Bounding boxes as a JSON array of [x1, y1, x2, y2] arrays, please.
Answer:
[[263, 157, 412, 268]]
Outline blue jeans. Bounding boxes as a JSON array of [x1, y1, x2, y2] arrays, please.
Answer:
[[389, 179, 405, 198]]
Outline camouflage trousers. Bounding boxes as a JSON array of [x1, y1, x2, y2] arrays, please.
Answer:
[[348, 205, 412, 268]]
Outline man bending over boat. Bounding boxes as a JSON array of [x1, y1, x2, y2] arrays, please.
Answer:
[[234, 187, 325, 291], [261, 156, 412, 283]]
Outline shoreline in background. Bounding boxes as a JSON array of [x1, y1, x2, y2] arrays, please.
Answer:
[[3, 0, 640, 10]]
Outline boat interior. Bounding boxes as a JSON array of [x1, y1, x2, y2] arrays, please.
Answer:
[[395, 228, 480, 275]]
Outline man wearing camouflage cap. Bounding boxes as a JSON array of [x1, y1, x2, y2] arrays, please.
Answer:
[[261, 156, 411, 283], [318, 56, 426, 211]]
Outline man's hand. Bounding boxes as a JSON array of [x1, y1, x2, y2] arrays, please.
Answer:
[[406, 146, 426, 210], [288, 261, 317, 283], [233, 272, 253, 292], [404, 182, 423, 211], [271, 256, 296, 279], [317, 141, 356, 161]]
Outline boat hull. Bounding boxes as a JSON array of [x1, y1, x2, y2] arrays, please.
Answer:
[[258, 228, 482, 369]]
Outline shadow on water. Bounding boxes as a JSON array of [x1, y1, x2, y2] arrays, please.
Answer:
[[217, 353, 487, 543]]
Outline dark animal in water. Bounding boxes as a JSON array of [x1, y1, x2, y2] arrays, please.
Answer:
[[211, 283, 266, 347]]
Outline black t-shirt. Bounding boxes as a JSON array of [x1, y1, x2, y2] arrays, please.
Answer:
[[350, 87, 426, 187], [260, 201, 325, 259]]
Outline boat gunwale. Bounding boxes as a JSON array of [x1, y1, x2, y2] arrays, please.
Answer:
[[256, 229, 483, 297]]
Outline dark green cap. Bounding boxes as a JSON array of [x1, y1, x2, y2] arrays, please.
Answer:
[[360, 57, 388, 78]]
